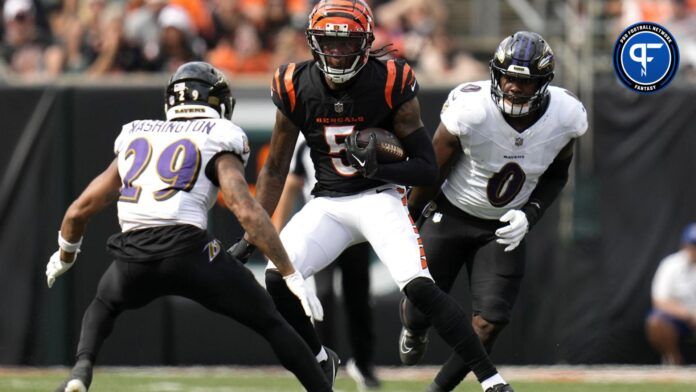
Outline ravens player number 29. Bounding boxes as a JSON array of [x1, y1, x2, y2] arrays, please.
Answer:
[[46, 61, 332, 392]]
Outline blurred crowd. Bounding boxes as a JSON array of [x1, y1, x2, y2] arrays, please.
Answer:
[[2, 0, 694, 84], [0, 0, 486, 83]]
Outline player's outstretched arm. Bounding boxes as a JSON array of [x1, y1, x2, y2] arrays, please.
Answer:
[[60, 158, 122, 254], [370, 97, 437, 186], [408, 121, 462, 218], [255, 109, 300, 217], [216, 153, 296, 275], [47, 159, 121, 287], [216, 153, 323, 320]]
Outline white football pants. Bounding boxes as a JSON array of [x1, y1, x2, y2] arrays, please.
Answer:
[[267, 186, 432, 289]]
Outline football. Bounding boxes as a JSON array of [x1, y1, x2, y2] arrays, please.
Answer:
[[355, 128, 406, 163]]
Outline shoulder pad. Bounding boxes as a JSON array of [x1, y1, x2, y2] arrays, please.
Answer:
[[440, 81, 488, 135], [209, 119, 251, 165], [549, 87, 588, 137]]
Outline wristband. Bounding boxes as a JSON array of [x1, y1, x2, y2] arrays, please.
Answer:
[[58, 231, 83, 253]]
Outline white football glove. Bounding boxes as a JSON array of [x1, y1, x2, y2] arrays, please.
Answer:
[[283, 271, 324, 322], [495, 210, 529, 252], [46, 250, 78, 288]]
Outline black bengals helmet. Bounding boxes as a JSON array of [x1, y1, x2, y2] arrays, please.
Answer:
[[165, 62, 235, 121], [489, 31, 554, 117]]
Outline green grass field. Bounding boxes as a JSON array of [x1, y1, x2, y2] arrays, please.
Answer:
[[2, 367, 695, 392]]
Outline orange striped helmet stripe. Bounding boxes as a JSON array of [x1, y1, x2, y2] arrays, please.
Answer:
[[284, 63, 297, 112], [385, 60, 396, 108]]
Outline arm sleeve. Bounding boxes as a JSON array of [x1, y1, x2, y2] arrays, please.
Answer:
[[373, 127, 437, 186], [521, 139, 574, 227]]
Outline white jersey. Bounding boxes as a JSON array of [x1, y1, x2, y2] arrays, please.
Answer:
[[440, 80, 587, 220], [114, 118, 250, 232], [652, 250, 696, 311]]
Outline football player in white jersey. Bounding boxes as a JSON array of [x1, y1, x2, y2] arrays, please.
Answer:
[[399, 31, 588, 392], [45, 62, 332, 392]]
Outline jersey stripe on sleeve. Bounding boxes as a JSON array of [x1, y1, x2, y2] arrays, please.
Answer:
[[284, 63, 297, 112], [385, 59, 397, 109], [271, 63, 298, 114], [400, 63, 413, 93]]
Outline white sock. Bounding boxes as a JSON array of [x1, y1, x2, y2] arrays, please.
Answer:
[[481, 373, 506, 391], [315, 346, 328, 362]]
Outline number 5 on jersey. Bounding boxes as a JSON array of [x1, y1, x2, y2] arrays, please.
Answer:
[[325, 125, 358, 176], [120, 137, 201, 203]]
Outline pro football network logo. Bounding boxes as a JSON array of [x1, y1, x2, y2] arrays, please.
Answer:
[[613, 22, 679, 93]]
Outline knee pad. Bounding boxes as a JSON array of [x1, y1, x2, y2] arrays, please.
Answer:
[[403, 277, 437, 300], [403, 277, 443, 314]]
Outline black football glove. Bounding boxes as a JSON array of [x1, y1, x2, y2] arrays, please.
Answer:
[[344, 132, 378, 178], [227, 237, 257, 264]]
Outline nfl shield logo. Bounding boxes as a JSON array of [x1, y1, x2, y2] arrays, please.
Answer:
[[334, 102, 344, 113], [515, 137, 524, 146]]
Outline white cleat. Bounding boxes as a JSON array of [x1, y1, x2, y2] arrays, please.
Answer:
[[65, 379, 87, 392]]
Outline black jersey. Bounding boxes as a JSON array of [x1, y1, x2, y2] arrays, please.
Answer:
[[271, 57, 419, 197]]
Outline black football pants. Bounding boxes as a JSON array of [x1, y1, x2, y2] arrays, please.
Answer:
[[402, 195, 526, 390], [75, 246, 331, 392]]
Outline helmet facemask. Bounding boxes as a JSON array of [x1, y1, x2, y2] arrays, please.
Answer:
[[488, 32, 555, 117], [308, 31, 373, 84], [490, 63, 553, 117]]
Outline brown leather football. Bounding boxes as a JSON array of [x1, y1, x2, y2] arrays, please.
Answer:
[[355, 128, 406, 163]]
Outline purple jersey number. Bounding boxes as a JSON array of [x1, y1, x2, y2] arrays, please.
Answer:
[[119, 138, 201, 203], [119, 138, 152, 202], [154, 139, 201, 201]]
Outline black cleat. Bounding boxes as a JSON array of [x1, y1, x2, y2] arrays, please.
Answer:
[[346, 358, 381, 389], [319, 347, 341, 386], [55, 359, 93, 392], [485, 384, 514, 392], [399, 327, 428, 366]]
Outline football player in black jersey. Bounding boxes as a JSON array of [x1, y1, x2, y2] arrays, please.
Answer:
[[229, 1, 514, 391], [46, 62, 332, 392]]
